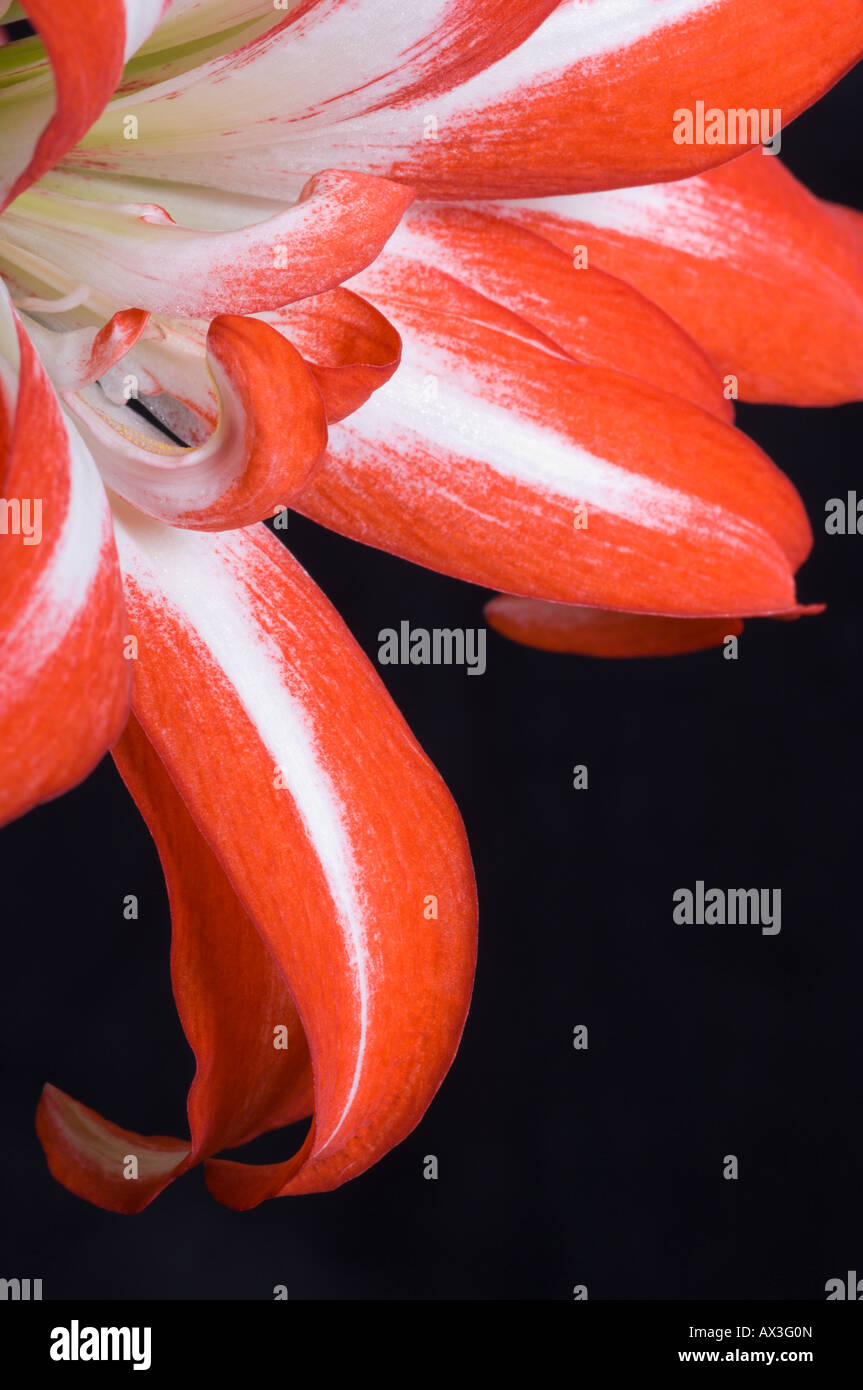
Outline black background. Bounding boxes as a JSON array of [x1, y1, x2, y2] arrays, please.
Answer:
[[2, 66, 862, 1302]]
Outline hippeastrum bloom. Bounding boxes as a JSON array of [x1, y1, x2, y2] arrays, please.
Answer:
[[1, 1, 863, 1210]]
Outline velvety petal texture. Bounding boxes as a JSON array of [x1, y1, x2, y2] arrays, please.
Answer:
[[383, 203, 731, 420], [66, 0, 556, 191], [261, 289, 402, 424], [0, 285, 130, 826], [38, 513, 477, 1210]]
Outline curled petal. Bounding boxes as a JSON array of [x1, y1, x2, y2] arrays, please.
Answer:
[[485, 596, 744, 658], [99, 316, 220, 446], [38, 515, 477, 1210], [0, 286, 129, 826], [94, 290, 400, 450], [66, 314, 328, 530], [260, 290, 402, 424], [500, 152, 863, 406], [1, 2, 172, 211], [298, 258, 812, 619], [38, 711, 314, 1214], [2, 170, 415, 316]]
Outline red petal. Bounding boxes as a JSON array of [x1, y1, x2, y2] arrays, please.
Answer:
[[66, 2, 863, 201], [0, 290, 129, 827], [501, 151, 863, 405], [22, 308, 150, 392], [38, 516, 477, 1210], [370, 0, 863, 197], [38, 711, 314, 1214], [64, 1, 557, 192], [485, 596, 744, 658]]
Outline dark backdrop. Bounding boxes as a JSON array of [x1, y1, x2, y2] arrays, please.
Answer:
[[2, 67, 862, 1302]]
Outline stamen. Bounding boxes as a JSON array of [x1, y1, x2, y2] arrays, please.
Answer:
[[14, 284, 90, 313]]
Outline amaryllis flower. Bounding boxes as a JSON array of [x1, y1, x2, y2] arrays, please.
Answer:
[[1, 1, 862, 1212]]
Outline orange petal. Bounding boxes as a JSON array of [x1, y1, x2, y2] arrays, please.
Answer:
[[38, 515, 477, 1210], [485, 596, 744, 658], [500, 152, 863, 405]]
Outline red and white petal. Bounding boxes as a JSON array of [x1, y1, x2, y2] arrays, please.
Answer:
[[499, 152, 863, 406], [485, 596, 744, 658], [0, 2, 174, 211], [341, 0, 863, 199], [2, 170, 414, 317], [297, 262, 812, 619], [374, 205, 730, 419], [67, 1, 863, 200], [39, 514, 477, 1210], [0, 286, 129, 827], [66, 314, 328, 531], [67, 0, 556, 192]]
